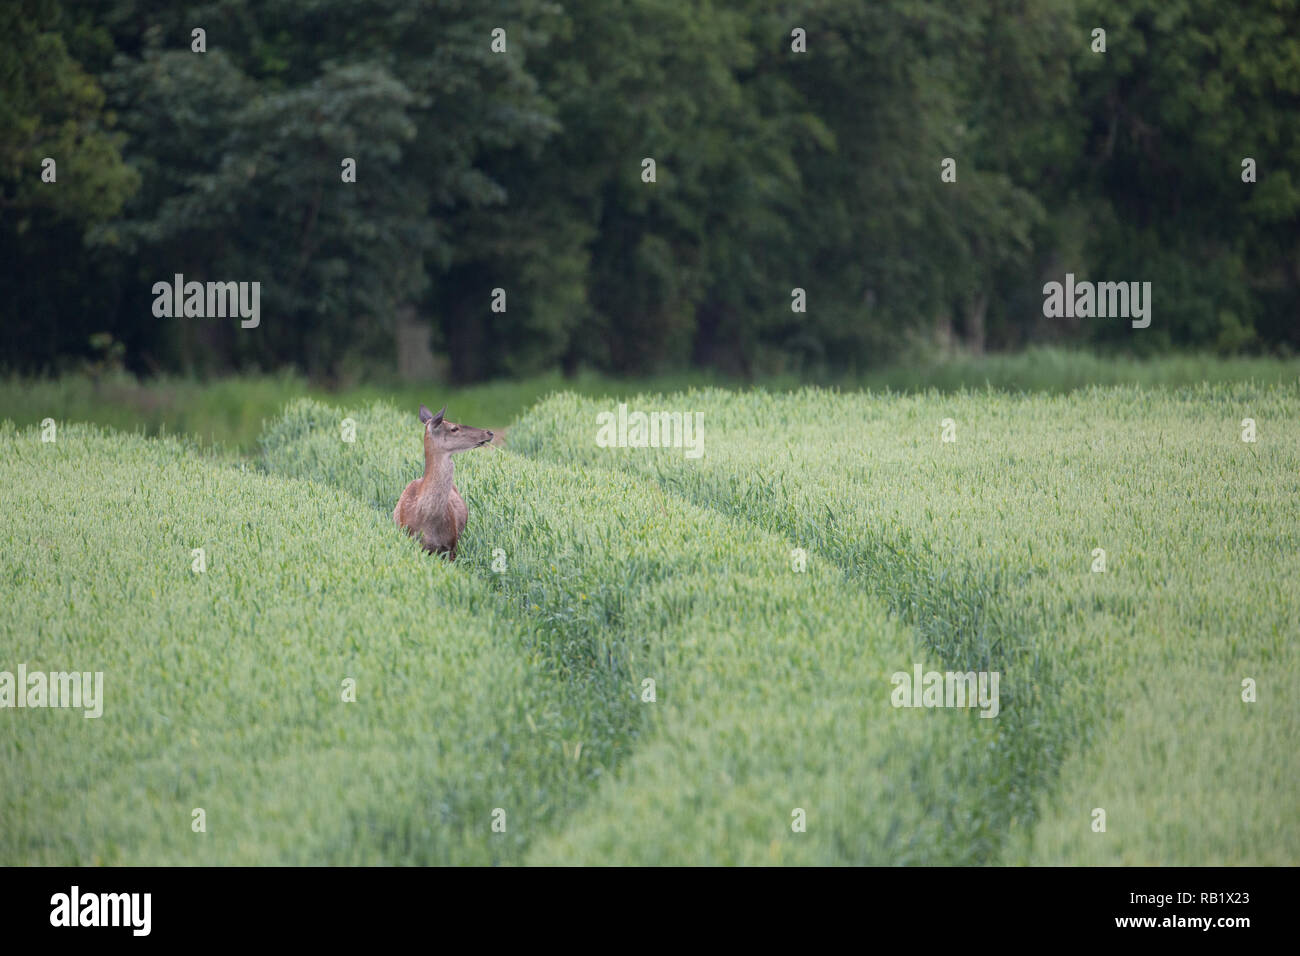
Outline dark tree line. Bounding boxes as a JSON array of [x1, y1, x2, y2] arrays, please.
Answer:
[[3, 0, 1298, 381]]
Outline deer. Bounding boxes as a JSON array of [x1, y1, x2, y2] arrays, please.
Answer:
[[393, 404, 494, 559]]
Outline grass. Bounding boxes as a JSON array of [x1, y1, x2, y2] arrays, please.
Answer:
[[509, 384, 1300, 863], [0, 369, 718, 452], [2, 347, 1295, 451], [261, 400, 1003, 863], [2, 360, 1297, 863], [855, 348, 1299, 394], [0, 423, 630, 864]]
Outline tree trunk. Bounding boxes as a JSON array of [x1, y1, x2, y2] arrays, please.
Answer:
[[964, 291, 988, 354]]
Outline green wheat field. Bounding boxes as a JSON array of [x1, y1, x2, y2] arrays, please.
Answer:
[[2, 376, 1297, 864]]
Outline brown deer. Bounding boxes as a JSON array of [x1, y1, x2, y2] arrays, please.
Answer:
[[393, 404, 494, 559]]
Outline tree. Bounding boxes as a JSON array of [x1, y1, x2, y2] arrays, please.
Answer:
[[0, 0, 138, 372]]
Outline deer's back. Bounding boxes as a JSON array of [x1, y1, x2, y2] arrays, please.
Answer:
[[394, 478, 421, 529]]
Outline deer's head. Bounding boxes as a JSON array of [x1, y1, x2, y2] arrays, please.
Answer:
[[420, 404, 494, 456]]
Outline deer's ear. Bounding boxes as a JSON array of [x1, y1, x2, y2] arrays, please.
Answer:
[[431, 406, 446, 426], [418, 404, 433, 424]]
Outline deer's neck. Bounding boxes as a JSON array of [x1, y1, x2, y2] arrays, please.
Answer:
[[421, 450, 455, 502]]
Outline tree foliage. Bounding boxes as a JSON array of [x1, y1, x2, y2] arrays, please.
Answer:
[[3, 0, 1297, 377]]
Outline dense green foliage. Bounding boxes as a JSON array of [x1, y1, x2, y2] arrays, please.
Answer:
[[4, 1, 1297, 379], [4, 379, 1296, 863]]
